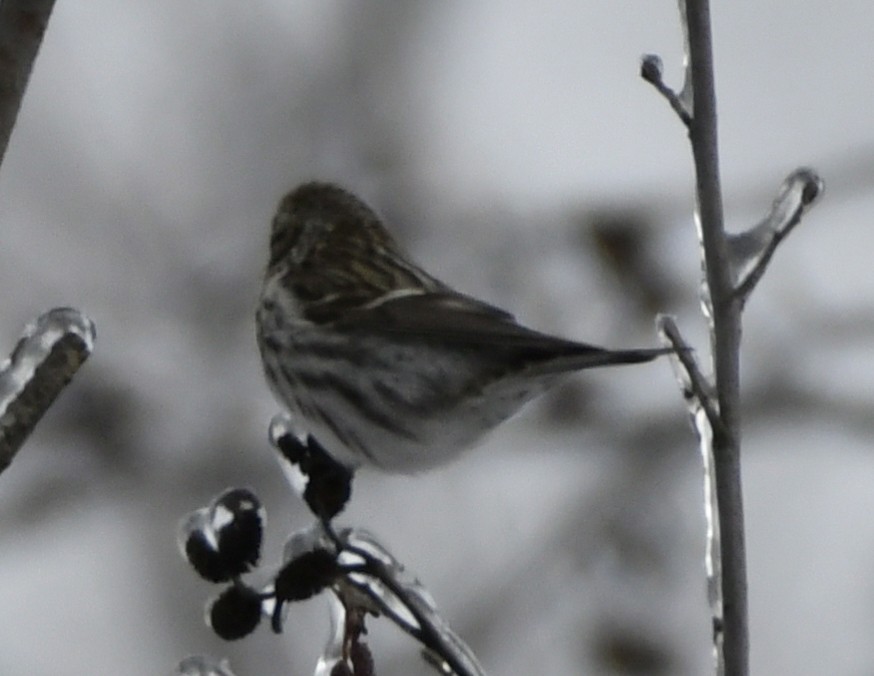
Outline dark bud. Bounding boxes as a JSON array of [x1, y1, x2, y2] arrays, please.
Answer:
[[798, 169, 823, 205], [182, 488, 264, 583], [302, 435, 353, 520], [273, 428, 310, 465], [640, 54, 663, 84], [271, 425, 353, 519], [274, 548, 339, 603], [208, 584, 263, 641]]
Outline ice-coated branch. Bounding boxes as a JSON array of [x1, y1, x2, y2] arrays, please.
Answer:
[[641, 1, 693, 127], [0, 0, 56, 165], [680, 5, 749, 669], [647, 8, 825, 670], [658, 314, 724, 663], [323, 524, 487, 676], [657, 315, 721, 435], [644, 0, 750, 672], [179, 423, 487, 675], [176, 655, 237, 676], [730, 168, 824, 304], [0, 307, 96, 473], [267, 415, 486, 676], [640, 54, 692, 127]]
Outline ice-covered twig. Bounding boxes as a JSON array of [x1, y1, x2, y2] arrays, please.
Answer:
[[657, 315, 721, 435], [640, 54, 692, 127], [644, 1, 750, 673], [322, 523, 486, 676], [682, 3, 747, 672], [0, 307, 96, 473], [657, 315, 723, 666], [0, 0, 56, 165], [270, 416, 484, 674], [175, 655, 237, 676], [641, 1, 693, 127], [730, 168, 824, 304]]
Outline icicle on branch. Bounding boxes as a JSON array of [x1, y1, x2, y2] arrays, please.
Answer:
[[729, 168, 824, 304], [0, 307, 96, 473]]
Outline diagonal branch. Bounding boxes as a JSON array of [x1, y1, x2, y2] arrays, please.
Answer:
[[730, 168, 824, 304], [657, 314, 721, 435], [324, 522, 486, 676], [641, 1, 693, 128], [0, 0, 56, 165], [640, 54, 692, 127], [0, 307, 96, 473]]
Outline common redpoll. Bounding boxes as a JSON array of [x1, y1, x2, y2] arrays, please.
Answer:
[[257, 182, 668, 472]]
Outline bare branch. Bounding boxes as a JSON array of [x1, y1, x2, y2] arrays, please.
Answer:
[[0, 0, 56, 165], [683, 1, 749, 672], [0, 307, 96, 473]]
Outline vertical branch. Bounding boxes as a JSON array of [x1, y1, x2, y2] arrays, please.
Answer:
[[682, 3, 748, 675], [647, 4, 822, 674]]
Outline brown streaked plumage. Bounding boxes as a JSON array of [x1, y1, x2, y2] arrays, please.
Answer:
[[257, 182, 669, 472]]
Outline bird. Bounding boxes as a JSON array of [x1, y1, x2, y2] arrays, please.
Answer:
[[256, 182, 670, 473]]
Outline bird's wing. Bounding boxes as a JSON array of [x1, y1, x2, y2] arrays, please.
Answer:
[[334, 290, 670, 372], [335, 291, 600, 353]]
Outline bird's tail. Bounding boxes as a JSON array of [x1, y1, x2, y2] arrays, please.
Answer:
[[532, 345, 676, 376]]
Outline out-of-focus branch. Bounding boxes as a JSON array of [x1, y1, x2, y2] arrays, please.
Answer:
[[0, 308, 96, 473], [0, 0, 56, 165]]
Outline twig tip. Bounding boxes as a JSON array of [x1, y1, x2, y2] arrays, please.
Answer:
[[640, 54, 664, 84], [791, 167, 824, 206]]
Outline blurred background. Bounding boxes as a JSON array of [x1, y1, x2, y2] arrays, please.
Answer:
[[0, 1, 872, 674]]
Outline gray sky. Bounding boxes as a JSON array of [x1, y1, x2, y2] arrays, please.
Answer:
[[0, 2, 871, 675]]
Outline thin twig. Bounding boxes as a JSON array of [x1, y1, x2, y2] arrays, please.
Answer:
[[640, 54, 692, 127], [731, 168, 824, 304], [324, 522, 485, 676], [658, 314, 724, 661], [657, 315, 722, 435]]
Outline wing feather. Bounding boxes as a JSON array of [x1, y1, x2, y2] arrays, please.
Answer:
[[332, 291, 668, 370]]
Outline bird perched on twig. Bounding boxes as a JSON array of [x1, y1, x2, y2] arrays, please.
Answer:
[[256, 182, 669, 473]]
